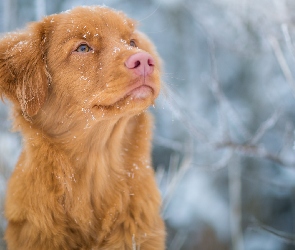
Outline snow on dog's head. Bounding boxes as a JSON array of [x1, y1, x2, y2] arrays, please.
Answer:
[[0, 6, 161, 132]]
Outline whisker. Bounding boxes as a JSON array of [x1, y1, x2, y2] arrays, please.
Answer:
[[137, 5, 160, 23]]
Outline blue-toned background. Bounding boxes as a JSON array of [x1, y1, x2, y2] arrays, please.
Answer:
[[1, 0, 295, 249]]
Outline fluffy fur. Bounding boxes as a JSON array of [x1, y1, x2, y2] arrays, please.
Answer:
[[0, 6, 165, 250]]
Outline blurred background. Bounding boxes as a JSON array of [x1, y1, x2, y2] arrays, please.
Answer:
[[1, 0, 295, 249]]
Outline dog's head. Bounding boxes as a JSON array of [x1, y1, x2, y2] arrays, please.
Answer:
[[0, 6, 161, 128]]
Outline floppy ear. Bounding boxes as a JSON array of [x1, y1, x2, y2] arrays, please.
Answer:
[[0, 22, 49, 119]]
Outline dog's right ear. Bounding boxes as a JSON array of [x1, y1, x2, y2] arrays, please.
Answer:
[[0, 21, 49, 120]]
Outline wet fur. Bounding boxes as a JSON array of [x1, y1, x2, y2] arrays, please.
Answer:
[[0, 6, 165, 250]]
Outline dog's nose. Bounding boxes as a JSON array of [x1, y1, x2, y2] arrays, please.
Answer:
[[125, 52, 155, 76]]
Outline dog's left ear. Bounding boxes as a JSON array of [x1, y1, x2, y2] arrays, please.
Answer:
[[0, 21, 49, 119]]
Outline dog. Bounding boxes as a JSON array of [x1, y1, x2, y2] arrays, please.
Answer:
[[0, 6, 165, 250]]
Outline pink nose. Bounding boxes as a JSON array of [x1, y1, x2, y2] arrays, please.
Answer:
[[125, 52, 155, 76]]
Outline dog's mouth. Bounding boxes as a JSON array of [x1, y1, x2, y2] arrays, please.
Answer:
[[125, 84, 154, 99], [92, 81, 156, 112]]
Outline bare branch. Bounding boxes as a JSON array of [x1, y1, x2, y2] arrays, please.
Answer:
[[229, 156, 244, 250], [209, 54, 231, 141], [35, 0, 46, 20], [249, 109, 281, 145], [281, 24, 295, 64], [154, 136, 184, 152], [187, 149, 233, 171], [215, 140, 295, 167], [251, 218, 295, 245], [168, 229, 188, 250], [160, 84, 211, 143], [161, 139, 194, 214], [269, 36, 295, 97], [192, 14, 251, 140]]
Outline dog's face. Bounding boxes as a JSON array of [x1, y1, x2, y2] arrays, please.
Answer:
[[0, 6, 161, 133]]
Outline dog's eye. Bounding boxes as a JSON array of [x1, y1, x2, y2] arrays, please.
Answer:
[[130, 40, 137, 47], [76, 44, 92, 53]]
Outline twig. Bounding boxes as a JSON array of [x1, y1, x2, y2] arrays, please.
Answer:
[[215, 140, 295, 167], [249, 109, 281, 144], [160, 84, 211, 143], [269, 36, 295, 97], [35, 0, 46, 20], [154, 136, 185, 152], [281, 24, 295, 64], [161, 139, 193, 214], [185, 5, 251, 140], [251, 217, 295, 244], [169, 229, 188, 250], [183, 149, 233, 172], [208, 36, 230, 141], [229, 156, 244, 250]]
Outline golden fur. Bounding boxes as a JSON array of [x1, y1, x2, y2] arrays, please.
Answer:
[[0, 6, 165, 249]]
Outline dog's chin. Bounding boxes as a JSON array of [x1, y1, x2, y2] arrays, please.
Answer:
[[126, 85, 154, 100], [92, 85, 156, 116]]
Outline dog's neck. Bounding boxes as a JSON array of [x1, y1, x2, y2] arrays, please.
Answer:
[[15, 111, 148, 172], [14, 111, 151, 205], [67, 116, 135, 179]]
